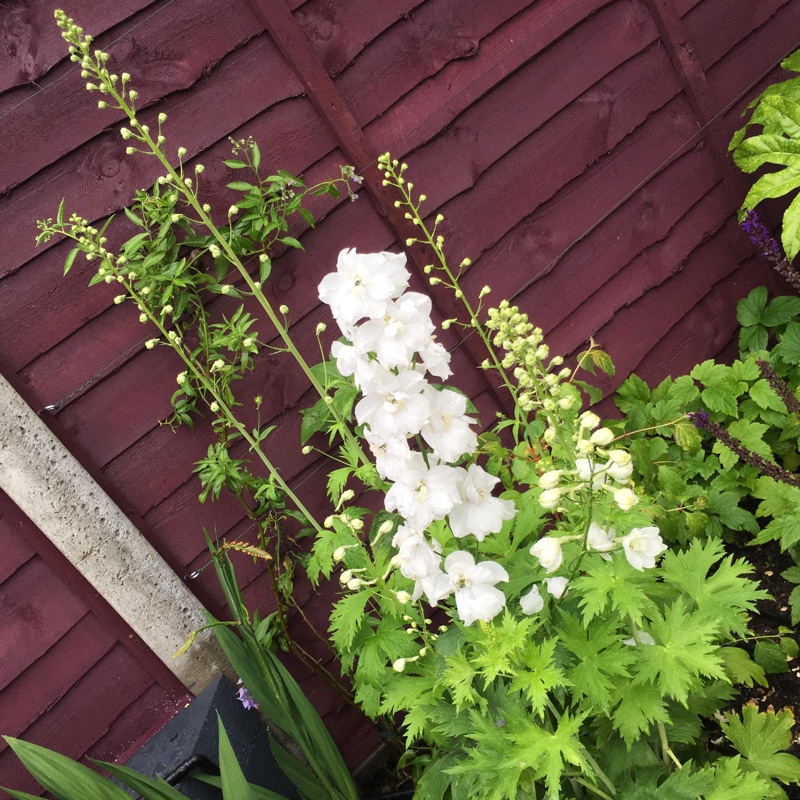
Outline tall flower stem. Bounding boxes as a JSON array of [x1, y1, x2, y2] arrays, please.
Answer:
[[57, 13, 371, 472]]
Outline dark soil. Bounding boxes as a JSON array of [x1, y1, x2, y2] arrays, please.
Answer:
[[726, 539, 800, 799]]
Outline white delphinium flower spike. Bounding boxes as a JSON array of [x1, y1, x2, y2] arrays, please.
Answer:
[[384, 453, 462, 530], [318, 248, 410, 328], [355, 366, 431, 438], [620, 526, 667, 570], [442, 551, 508, 625], [449, 464, 515, 541], [530, 536, 564, 573], [420, 386, 478, 463]]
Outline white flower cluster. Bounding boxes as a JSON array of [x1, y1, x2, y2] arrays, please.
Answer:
[[319, 249, 516, 625]]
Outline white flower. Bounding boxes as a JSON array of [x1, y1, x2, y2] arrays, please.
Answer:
[[449, 464, 516, 541], [354, 292, 434, 369], [538, 470, 563, 490], [318, 248, 410, 327], [613, 487, 639, 511], [355, 367, 431, 438], [543, 576, 569, 599], [417, 338, 452, 379], [539, 488, 562, 510], [420, 386, 478, 462], [331, 339, 376, 390], [575, 458, 607, 490], [620, 526, 667, 570], [579, 411, 601, 430], [442, 551, 508, 625], [520, 584, 544, 615], [384, 454, 462, 529], [590, 428, 615, 446], [530, 537, 564, 572], [605, 456, 633, 483], [392, 526, 442, 582], [363, 429, 412, 481], [586, 522, 616, 553]]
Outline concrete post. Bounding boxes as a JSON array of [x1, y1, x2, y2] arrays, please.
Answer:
[[0, 372, 227, 694]]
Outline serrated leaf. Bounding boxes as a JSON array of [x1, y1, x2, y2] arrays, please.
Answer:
[[737, 287, 769, 327], [722, 705, 800, 784], [719, 646, 768, 687], [763, 295, 800, 327], [774, 321, 800, 362], [754, 640, 789, 674], [783, 190, 800, 263], [740, 324, 769, 353], [750, 379, 789, 413], [673, 419, 702, 452], [701, 384, 740, 416]]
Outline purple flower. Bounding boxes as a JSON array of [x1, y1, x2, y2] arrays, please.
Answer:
[[688, 410, 710, 429], [740, 210, 800, 289], [236, 679, 258, 711]]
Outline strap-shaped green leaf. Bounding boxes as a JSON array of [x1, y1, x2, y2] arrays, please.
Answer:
[[1, 736, 131, 800]]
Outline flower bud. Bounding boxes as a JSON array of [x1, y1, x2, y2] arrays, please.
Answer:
[[176, 372, 186, 384], [539, 488, 562, 510], [279, 304, 289, 314], [114, 294, 126, 305], [301, 445, 313, 455], [613, 487, 638, 512], [590, 428, 615, 446], [538, 470, 562, 490], [144, 338, 159, 349], [395, 590, 411, 604]]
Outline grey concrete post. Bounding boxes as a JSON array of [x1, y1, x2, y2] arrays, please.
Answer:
[[0, 373, 228, 694]]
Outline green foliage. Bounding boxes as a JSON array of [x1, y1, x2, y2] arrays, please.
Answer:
[[730, 48, 800, 261]]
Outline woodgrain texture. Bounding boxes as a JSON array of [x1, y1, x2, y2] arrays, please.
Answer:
[[0, 0, 796, 788]]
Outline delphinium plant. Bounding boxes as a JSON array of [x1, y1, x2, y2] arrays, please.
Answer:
[[296, 156, 800, 799]]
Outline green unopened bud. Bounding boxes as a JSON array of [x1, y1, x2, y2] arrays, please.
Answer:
[[228, 205, 239, 216], [301, 445, 313, 455], [479, 285, 491, 297], [145, 338, 159, 350], [176, 372, 187, 384], [139, 313, 148, 323], [279, 304, 289, 314], [114, 294, 126, 304], [158, 112, 167, 123], [395, 590, 411, 604], [316, 322, 326, 334], [209, 401, 219, 413]]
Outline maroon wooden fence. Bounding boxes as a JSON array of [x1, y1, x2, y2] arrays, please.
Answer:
[[1, 0, 798, 792]]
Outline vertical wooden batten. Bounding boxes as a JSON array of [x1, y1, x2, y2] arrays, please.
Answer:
[[247, 0, 516, 417]]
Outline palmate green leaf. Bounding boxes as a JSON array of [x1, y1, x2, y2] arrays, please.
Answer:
[[722, 705, 800, 785], [573, 556, 657, 626], [507, 711, 590, 797], [611, 680, 669, 745], [774, 321, 800, 362], [468, 612, 537, 683], [719, 647, 768, 688], [507, 639, 569, 718], [0, 737, 131, 800], [440, 649, 479, 711], [559, 613, 634, 711], [704, 755, 775, 800], [633, 597, 727, 705]]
